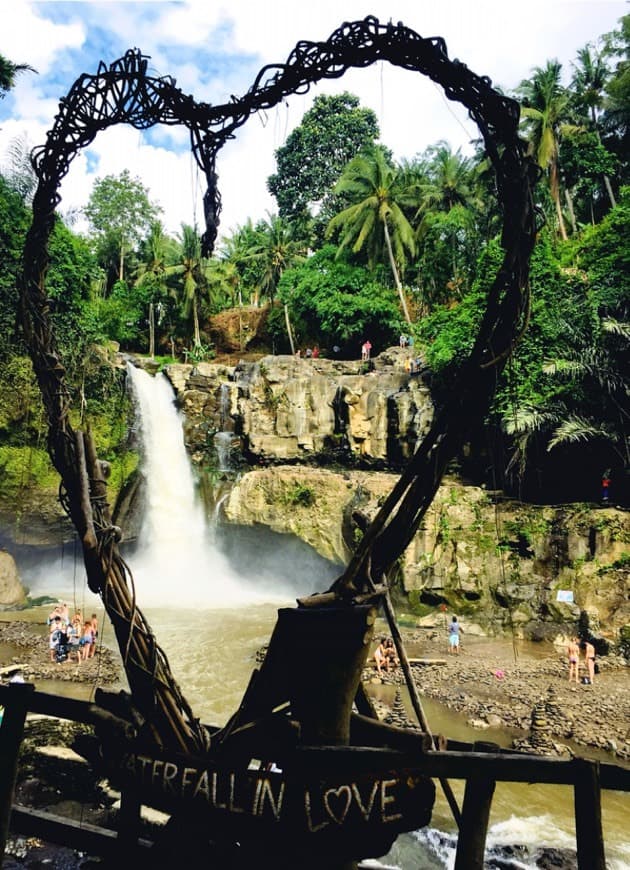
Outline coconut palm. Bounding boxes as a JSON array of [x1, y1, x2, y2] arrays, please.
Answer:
[[326, 146, 415, 323], [517, 61, 572, 240], [416, 141, 480, 215], [246, 213, 308, 307], [172, 223, 211, 349], [206, 258, 242, 311], [0, 54, 35, 97], [135, 221, 177, 356], [570, 44, 617, 208]]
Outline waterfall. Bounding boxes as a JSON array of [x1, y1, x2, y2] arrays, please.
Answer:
[[126, 363, 265, 608], [213, 383, 235, 472]]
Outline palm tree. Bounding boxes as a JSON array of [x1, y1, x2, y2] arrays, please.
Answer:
[[518, 61, 571, 240], [0, 54, 35, 97], [410, 143, 483, 309], [246, 213, 308, 307], [206, 258, 241, 311], [135, 221, 176, 356], [218, 221, 260, 307], [504, 317, 629, 475], [172, 223, 211, 349], [416, 141, 479, 214], [326, 147, 415, 323], [570, 44, 617, 208]]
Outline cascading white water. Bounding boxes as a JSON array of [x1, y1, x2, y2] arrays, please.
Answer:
[[213, 382, 237, 472], [126, 363, 266, 608]]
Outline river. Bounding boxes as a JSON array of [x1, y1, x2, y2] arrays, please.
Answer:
[[8, 364, 629, 868]]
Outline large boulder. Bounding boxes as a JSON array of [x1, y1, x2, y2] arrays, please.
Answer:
[[0, 549, 27, 607]]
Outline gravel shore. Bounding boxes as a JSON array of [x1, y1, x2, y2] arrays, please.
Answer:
[[0, 618, 121, 685], [367, 632, 630, 760]]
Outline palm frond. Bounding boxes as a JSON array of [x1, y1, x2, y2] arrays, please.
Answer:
[[503, 406, 557, 435], [547, 417, 616, 450], [602, 318, 630, 340]]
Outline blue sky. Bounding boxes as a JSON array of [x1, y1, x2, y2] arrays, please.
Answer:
[[0, 0, 626, 241]]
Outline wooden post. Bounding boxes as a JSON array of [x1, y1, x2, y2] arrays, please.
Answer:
[[573, 758, 606, 870], [380, 587, 461, 828], [453, 742, 497, 870], [0, 682, 34, 865], [117, 786, 142, 856]]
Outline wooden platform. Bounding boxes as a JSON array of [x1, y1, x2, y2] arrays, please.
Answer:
[[407, 658, 446, 666]]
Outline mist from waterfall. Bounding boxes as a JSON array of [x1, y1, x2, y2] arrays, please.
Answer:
[[126, 363, 271, 608]]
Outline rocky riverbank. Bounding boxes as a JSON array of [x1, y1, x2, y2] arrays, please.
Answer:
[[367, 631, 630, 760], [0, 619, 121, 685]]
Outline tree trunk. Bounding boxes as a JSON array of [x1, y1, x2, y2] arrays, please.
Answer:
[[119, 240, 125, 282], [148, 302, 155, 358], [284, 302, 296, 355], [193, 300, 200, 347], [383, 222, 412, 324], [603, 174, 617, 210], [592, 121, 617, 210], [553, 191, 568, 241], [564, 189, 578, 235]]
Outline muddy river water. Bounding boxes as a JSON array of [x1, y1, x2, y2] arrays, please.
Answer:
[[26, 601, 629, 869]]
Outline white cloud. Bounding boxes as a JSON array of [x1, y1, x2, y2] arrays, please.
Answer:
[[0, 4, 85, 74], [0, 0, 626, 244]]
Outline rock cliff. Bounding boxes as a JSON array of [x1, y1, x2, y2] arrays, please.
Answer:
[[222, 467, 629, 640], [164, 348, 433, 465]]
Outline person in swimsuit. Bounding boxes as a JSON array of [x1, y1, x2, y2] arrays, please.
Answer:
[[374, 639, 388, 675], [567, 636, 580, 683], [384, 638, 398, 670], [582, 639, 596, 683]]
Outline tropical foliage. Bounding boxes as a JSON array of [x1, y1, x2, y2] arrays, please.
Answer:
[[0, 15, 628, 503]]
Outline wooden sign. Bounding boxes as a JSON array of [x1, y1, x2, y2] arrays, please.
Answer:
[[108, 747, 435, 854]]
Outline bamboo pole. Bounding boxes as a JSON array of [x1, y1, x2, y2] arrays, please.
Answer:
[[379, 585, 462, 828]]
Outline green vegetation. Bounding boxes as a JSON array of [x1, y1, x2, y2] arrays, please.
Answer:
[[0, 13, 627, 509], [285, 483, 316, 508]]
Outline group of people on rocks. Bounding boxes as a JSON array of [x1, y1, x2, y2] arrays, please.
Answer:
[[295, 346, 320, 359], [47, 604, 98, 664], [373, 637, 398, 675], [567, 636, 597, 685]]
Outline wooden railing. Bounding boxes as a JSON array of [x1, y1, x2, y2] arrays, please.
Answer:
[[1, 684, 628, 869]]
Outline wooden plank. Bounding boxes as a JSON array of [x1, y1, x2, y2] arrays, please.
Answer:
[[0, 683, 34, 866], [9, 804, 152, 856], [454, 743, 498, 870], [574, 758, 606, 870], [0, 685, 136, 739], [407, 658, 446, 666], [295, 748, 630, 790]]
